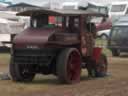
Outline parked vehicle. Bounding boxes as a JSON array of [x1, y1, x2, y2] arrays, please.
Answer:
[[10, 9, 108, 84], [87, 1, 109, 14], [0, 11, 29, 50], [90, 17, 111, 39], [91, 17, 112, 31], [108, 16, 128, 56], [109, 1, 128, 22], [87, 2, 112, 32], [97, 29, 110, 39]]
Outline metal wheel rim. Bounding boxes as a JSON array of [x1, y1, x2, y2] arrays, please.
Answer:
[[67, 51, 81, 83]]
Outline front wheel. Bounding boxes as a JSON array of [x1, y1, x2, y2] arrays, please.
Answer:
[[9, 57, 35, 82], [56, 48, 81, 84]]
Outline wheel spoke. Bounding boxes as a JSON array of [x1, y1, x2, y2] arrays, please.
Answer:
[[67, 51, 81, 81], [57, 48, 81, 84]]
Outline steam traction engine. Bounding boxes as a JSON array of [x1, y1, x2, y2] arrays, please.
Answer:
[[10, 9, 108, 84]]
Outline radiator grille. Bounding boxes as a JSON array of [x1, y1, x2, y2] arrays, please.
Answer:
[[14, 48, 56, 65]]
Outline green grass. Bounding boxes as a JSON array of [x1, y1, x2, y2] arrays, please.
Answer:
[[102, 48, 112, 56], [95, 38, 108, 47], [96, 38, 112, 56], [0, 53, 10, 65], [0, 42, 113, 96]]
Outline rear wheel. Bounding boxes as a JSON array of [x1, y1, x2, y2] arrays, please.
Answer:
[[112, 49, 120, 57], [9, 57, 35, 82], [56, 48, 81, 84], [100, 34, 108, 40], [95, 54, 108, 77]]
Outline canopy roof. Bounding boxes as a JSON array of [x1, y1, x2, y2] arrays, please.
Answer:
[[7, 2, 41, 8], [17, 9, 108, 17]]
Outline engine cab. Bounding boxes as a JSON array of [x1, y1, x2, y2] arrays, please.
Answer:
[[10, 9, 108, 84]]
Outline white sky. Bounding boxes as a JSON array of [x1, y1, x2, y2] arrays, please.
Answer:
[[13, 0, 49, 4], [13, 0, 128, 6]]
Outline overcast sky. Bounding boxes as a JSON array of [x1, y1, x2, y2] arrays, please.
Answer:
[[13, 0, 126, 4], [13, 0, 81, 4], [13, 0, 46, 4], [12, 0, 127, 6], [12, 0, 78, 6], [12, 0, 51, 6]]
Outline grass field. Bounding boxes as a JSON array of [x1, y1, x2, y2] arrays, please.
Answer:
[[0, 53, 128, 96], [0, 45, 128, 96], [95, 38, 112, 56]]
